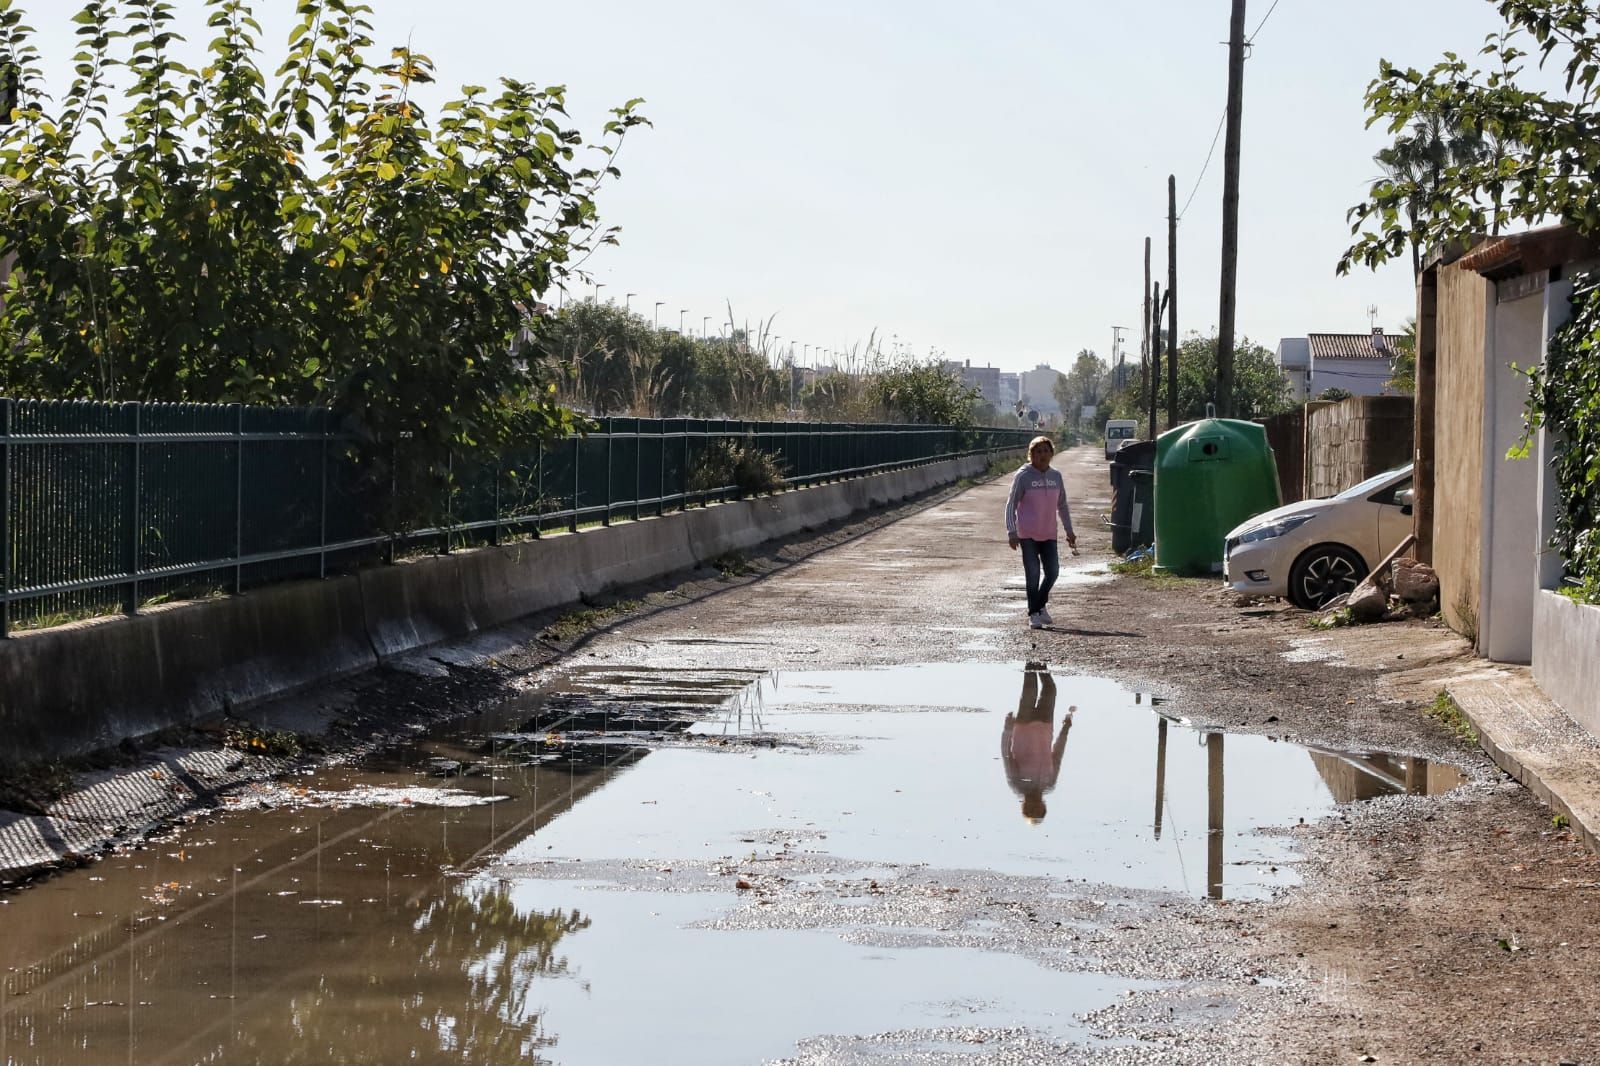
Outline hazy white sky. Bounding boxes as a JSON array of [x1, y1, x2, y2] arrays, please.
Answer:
[[26, 0, 1511, 372]]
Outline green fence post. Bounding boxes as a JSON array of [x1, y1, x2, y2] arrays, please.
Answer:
[[231, 403, 244, 595], [633, 420, 642, 522], [603, 418, 613, 527], [658, 421, 667, 517], [127, 403, 144, 615], [318, 408, 329, 579], [570, 433, 581, 533], [0, 397, 10, 638], [491, 453, 502, 547], [534, 438, 543, 539]]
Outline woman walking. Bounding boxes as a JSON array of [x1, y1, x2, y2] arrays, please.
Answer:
[[1005, 436, 1077, 629]]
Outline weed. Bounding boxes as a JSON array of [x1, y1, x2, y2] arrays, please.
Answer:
[[1426, 690, 1479, 745], [688, 438, 787, 497], [1308, 608, 1355, 630], [541, 599, 641, 642], [710, 551, 752, 579], [223, 725, 305, 759], [1553, 813, 1571, 830], [1108, 555, 1202, 590], [0, 759, 77, 815]]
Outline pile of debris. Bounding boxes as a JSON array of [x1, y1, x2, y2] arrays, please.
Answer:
[[1321, 540, 1440, 625]]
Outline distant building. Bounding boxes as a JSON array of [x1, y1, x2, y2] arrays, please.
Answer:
[[943, 360, 1003, 407], [1275, 328, 1406, 399], [998, 372, 1020, 410], [1019, 364, 1064, 416]]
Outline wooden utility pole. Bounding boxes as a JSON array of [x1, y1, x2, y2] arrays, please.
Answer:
[[1216, 0, 1248, 419], [1414, 269, 1438, 565], [1167, 175, 1179, 429], [1142, 237, 1152, 403], [1149, 282, 1161, 441]]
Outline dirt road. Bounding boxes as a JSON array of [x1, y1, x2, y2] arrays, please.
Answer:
[[4, 444, 1597, 1064]]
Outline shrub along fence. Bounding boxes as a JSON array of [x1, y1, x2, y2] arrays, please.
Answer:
[[0, 398, 1031, 636]]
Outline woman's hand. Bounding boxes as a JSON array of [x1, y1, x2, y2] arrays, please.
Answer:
[[1008, 534, 1020, 551]]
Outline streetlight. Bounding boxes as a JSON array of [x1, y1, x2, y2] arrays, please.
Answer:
[[594, 282, 605, 304], [679, 309, 688, 334], [702, 316, 711, 338], [625, 292, 636, 312], [655, 301, 665, 329]]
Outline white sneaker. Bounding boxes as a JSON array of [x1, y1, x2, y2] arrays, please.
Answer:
[[1038, 607, 1054, 626], [1028, 613, 1045, 630]]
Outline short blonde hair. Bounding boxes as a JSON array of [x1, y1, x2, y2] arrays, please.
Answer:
[[1028, 435, 1054, 455]]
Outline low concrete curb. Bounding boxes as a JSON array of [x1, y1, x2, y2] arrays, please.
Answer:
[[0, 453, 996, 765], [1447, 670, 1600, 855]]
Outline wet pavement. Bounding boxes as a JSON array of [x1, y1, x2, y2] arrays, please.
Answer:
[[0, 660, 1465, 1064]]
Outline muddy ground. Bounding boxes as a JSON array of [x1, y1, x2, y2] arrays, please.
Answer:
[[5, 445, 1598, 1063]]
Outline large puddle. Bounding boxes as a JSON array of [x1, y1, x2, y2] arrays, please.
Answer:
[[0, 662, 1465, 1063]]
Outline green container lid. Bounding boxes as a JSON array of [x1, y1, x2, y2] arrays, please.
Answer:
[[1153, 418, 1282, 575]]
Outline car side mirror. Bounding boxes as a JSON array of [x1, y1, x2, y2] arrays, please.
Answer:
[[1395, 487, 1414, 515]]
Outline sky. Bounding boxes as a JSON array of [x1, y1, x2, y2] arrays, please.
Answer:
[[23, 0, 1514, 373]]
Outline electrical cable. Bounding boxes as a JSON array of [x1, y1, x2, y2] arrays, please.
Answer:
[[1176, 0, 1289, 221]]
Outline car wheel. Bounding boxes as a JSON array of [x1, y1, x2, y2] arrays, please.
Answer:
[[1288, 544, 1367, 610]]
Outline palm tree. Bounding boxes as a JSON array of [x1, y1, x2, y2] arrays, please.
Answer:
[[1374, 110, 1497, 276]]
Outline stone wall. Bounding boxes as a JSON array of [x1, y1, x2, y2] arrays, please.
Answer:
[[1305, 395, 1416, 499]]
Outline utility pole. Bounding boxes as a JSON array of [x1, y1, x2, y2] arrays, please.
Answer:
[[1216, 0, 1248, 419], [1149, 282, 1162, 441], [1142, 237, 1152, 406], [1167, 175, 1179, 429]]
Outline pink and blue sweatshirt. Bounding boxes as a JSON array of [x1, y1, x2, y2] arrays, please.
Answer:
[[1005, 464, 1075, 542]]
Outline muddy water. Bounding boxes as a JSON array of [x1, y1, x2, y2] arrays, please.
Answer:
[[0, 662, 1464, 1064]]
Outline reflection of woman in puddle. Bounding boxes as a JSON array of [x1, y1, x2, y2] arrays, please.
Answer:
[[1002, 664, 1073, 824]]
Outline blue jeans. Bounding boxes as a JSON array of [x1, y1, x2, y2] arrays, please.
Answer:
[[1020, 539, 1060, 615]]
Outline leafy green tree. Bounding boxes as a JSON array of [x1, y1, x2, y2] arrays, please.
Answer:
[[0, 0, 645, 476], [1386, 318, 1417, 394], [863, 361, 979, 426], [1101, 333, 1288, 428], [1371, 111, 1500, 276], [1052, 349, 1109, 426], [1340, 0, 1600, 274]]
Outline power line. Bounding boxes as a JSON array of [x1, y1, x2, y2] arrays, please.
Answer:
[[1175, 0, 1288, 222], [1248, 0, 1284, 43], [1178, 110, 1226, 221]]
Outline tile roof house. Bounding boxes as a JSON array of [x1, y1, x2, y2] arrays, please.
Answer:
[[1274, 327, 1407, 400]]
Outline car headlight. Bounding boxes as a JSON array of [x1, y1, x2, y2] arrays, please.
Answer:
[[1237, 513, 1316, 544]]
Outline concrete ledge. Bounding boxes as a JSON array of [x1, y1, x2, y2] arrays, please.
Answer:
[[0, 453, 992, 764], [1532, 589, 1600, 739], [0, 577, 376, 760], [1448, 670, 1600, 855]]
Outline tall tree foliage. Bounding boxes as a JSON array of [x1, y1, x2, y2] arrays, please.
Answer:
[[1340, 0, 1600, 274], [1052, 349, 1109, 424], [0, 0, 646, 470], [1104, 334, 1289, 428]]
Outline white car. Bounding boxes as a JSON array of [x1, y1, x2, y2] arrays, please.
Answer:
[[1223, 464, 1414, 610]]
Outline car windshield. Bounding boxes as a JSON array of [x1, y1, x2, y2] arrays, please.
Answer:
[[1332, 465, 1412, 501]]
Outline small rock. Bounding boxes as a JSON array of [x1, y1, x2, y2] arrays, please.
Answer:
[[1347, 579, 1388, 622]]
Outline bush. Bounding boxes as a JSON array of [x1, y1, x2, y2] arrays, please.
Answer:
[[1518, 274, 1600, 604], [688, 438, 787, 497]]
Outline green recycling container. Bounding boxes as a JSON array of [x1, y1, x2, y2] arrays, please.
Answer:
[[1153, 418, 1281, 576]]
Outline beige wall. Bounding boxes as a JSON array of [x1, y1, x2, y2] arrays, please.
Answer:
[[1434, 260, 1490, 640]]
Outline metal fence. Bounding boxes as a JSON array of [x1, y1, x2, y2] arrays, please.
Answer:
[[0, 397, 1031, 636]]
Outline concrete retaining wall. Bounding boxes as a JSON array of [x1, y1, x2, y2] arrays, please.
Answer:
[[1532, 590, 1600, 739], [0, 454, 992, 764]]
